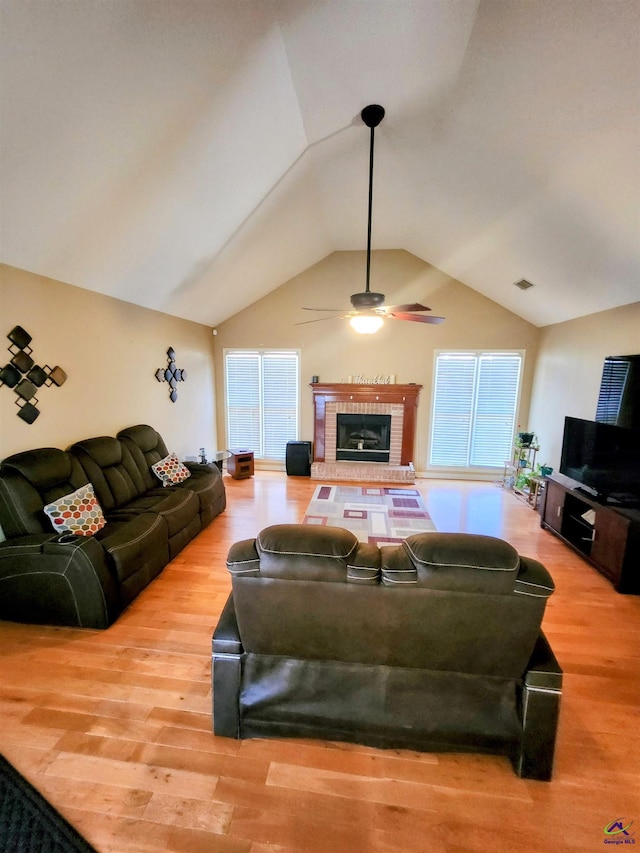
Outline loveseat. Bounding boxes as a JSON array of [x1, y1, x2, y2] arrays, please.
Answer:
[[212, 524, 562, 780], [0, 424, 225, 629]]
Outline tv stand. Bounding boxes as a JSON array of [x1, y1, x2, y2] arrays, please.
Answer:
[[541, 474, 640, 594], [574, 484, 599, 500]]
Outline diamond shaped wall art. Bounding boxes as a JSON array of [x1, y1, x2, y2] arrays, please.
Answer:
[[0, 326, 68, 423], [155, 347, 186, 402]]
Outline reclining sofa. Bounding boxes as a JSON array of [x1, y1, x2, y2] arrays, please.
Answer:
[[0, 424, 225, 629], [213, 524, 562, 780]]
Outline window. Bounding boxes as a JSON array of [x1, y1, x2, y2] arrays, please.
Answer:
[[225, 350, 299, 459], [429, 352, 523, 468], [595, 357, 630, 425]]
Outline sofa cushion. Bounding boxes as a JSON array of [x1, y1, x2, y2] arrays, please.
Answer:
[[69, 436, 146, 511], [0, 449, 89, 537], [151, 453, 191, 487], [382, 532, 520, 593], [2, 448, 82, 493], [117, 424, 170, 490], [43, 483, 107, 536], [106, 488, 200, 538], [255, 524, 360, 581]]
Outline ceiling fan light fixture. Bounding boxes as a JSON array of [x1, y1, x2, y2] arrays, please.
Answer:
[[350, 313, 384, 334]]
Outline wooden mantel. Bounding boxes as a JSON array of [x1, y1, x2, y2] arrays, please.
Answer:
[[310, 383, 422, 466]]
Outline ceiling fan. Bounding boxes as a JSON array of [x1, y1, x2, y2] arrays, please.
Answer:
[[298, 104, 445, 334]]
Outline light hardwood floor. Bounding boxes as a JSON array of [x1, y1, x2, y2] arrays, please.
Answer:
[[1, 473, 639, 852]]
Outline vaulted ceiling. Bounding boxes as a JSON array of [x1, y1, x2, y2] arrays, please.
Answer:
[[1, 0, 638, 328]]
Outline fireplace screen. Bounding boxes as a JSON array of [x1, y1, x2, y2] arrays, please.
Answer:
[[336, 413, 392, 462]]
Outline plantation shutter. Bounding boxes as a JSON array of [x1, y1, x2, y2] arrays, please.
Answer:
[[430, 352, 523, 468], [226, 352, 261, 451], [225, 350, 299, 459], [470, 355, 522, 465], [262, 352, 299, 458], [430, 355, 477, 466]]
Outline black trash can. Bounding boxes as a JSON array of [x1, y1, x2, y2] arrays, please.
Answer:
[[286, 441, 312, 476]]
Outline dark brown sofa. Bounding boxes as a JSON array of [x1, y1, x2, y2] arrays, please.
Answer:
[[0, 425, 225, 629], [213, 524, 562, 780]]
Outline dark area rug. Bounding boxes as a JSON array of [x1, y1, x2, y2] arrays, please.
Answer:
[[0, 753, 97, 853]]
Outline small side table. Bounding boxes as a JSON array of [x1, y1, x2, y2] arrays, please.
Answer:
[[212, 450, 231, 472], [227, 449, 254, 480]]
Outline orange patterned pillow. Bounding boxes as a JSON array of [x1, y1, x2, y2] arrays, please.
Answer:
[[44, 483, 106, 536], [151, 453, 191, 487]]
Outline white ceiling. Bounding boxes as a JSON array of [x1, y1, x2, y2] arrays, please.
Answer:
[[1, 0, 639, 328]]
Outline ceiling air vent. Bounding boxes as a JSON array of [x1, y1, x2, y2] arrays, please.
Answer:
[[514, 278, 535, 290]]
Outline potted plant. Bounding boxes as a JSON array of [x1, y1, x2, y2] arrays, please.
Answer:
[[516, 469, 533, 491], [516, 431, 536, 448]]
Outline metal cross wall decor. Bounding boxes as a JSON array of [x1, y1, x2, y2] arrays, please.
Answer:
[[155, 347, 186, 402], [0, 326, 68, 423]]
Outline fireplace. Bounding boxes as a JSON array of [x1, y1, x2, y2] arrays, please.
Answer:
[[309, 383, 422, 482], [336, 413, 391, 462]]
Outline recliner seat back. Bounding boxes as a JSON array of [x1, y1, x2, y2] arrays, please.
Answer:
[[0, 448, 88, 537], [69, 436, 146, 513], [227, 525, 554, 679], [117, 424, 170, 490]]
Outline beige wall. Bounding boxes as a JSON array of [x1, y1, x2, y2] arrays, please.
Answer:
[[0, 265, 218, 460], [213, 250, 541, 475], [3, 259, 634, 478], [529, 302, 640, 471]]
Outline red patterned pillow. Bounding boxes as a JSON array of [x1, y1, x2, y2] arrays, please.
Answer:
[[151, 452, 191, 487], [44, 483, 106, 536]]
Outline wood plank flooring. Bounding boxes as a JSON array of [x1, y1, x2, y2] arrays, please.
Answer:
[[1, 473, 639, 852]]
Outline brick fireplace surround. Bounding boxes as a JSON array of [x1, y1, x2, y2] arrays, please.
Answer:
[[310, 383, 422, 483]]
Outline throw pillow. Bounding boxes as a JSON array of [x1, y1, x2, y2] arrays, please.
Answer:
[[44, 483, 107, 536], [151, 452, 191, 487]]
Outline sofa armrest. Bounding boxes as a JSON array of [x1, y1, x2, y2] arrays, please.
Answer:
[[513, 631, 563, 780], [0, 533, 121, 629], [212, 593, 244, 738], [524, 631, 563, 687], [213, 592, 243, 655]]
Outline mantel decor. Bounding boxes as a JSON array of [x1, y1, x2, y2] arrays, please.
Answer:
[[0, 326, 67, 423], [155, 347, 186, 402], [346, 374, 396, 384]]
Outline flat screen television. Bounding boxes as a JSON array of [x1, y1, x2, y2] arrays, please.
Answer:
[[559, 416, 640, 506]]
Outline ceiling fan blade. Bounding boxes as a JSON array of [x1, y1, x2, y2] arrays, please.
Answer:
[[384, 303, 432, 313], [294, 314, 348, 326], [301, 307, 343, 312], [388, 312, 446, 324]]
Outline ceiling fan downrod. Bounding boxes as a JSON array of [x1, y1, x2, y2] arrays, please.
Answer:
[[357, 104, 386, 309]]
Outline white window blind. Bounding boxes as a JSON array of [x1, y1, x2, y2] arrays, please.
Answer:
[[225, 350, 299, 459], [595, 358, 630, 424], [430, 352, 523, 468]]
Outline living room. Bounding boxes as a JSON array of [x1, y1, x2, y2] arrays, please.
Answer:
[[1, 1, 639, 850]]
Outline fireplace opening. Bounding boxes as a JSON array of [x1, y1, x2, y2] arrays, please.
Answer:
[[336, 413, 392, 462]]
